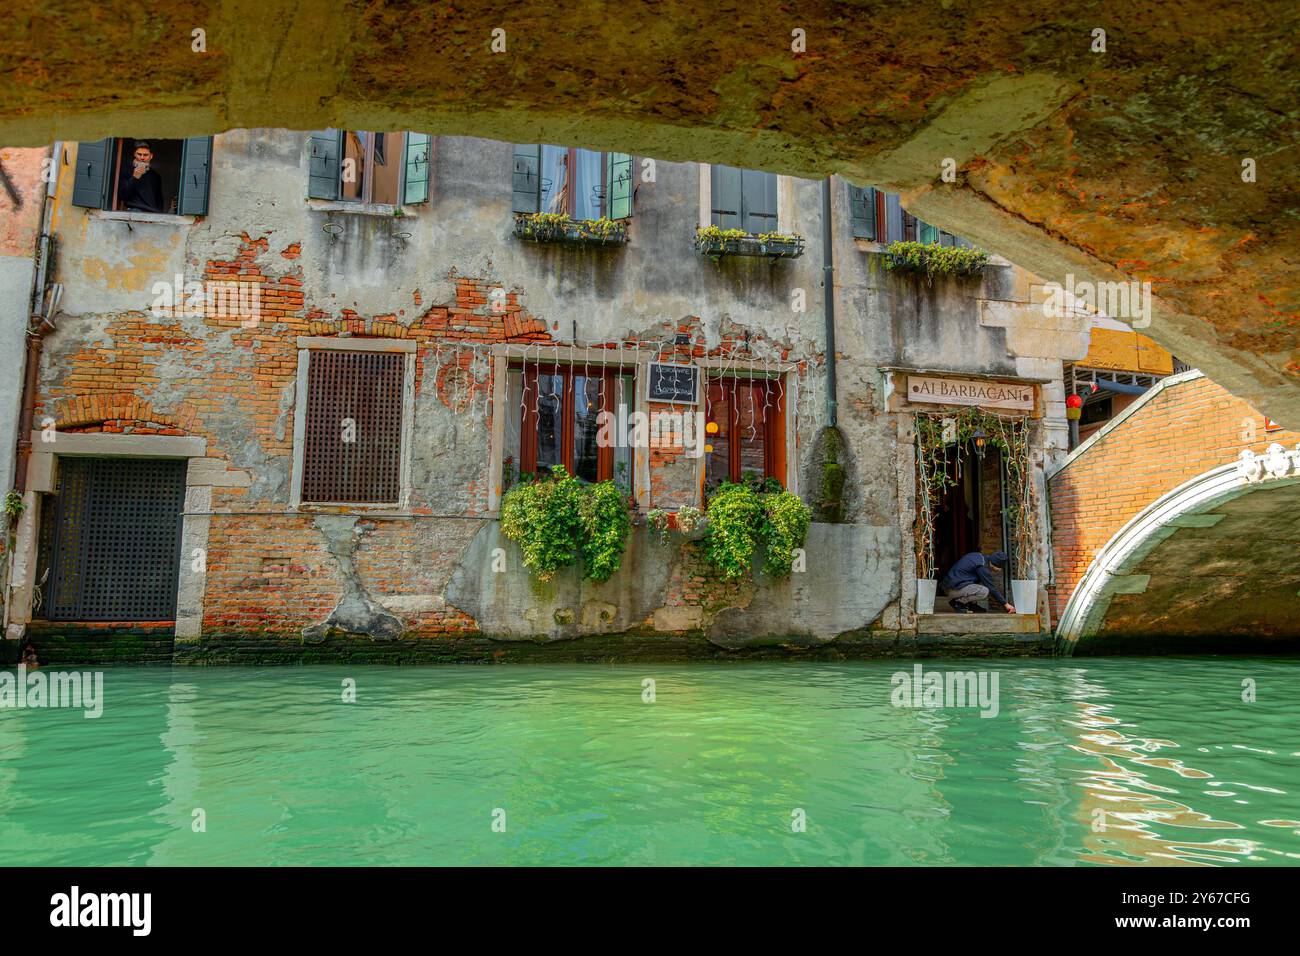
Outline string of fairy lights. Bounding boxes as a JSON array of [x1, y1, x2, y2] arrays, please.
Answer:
[[419, 332, 802, 452]]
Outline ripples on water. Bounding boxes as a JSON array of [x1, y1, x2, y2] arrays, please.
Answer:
[[1, 659, 1297, 866]]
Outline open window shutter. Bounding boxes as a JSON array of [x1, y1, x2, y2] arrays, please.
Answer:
[[71, 139, 112, 209], [512, 144, 541, 213], [177, 136, 213, 216], [710, 165, 742, 230], [308, 130, 342, 200], [884, 193, 904, 244], [742, 169, 778, 234], [606, 152, 633, 219], [848, 184, 876, 239], [402, 133, 431, 204]]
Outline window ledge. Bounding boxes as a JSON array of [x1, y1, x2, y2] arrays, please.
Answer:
[[92, 210, 196, 225], [853, 238, 886, 253], [293, 503, 410, 516], [308, 200, 414, 217]]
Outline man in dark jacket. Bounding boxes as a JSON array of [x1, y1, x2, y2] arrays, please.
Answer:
[[939, 550, 1016, 614], [118, 141, 165, 213]]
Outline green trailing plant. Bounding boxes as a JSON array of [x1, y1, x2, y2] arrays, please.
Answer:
[[516, 212, 626, 242], [761, 491, 811, 576], [884, 241, 989, 284], [499, 466, 631, 583], [695, 225, 750, 242], [578, 479, 632, 583], [3, 491, 24, 523], [703, 482, 766, 580], [913, 408, 1038, 580], [703, 481, 811, 580]]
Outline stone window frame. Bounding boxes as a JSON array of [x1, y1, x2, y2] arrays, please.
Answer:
[[697, 164, 795, 235], [289, 337, 418, 512], [693, 357, 800, 503], [487, 345, 652, 514], [9, 432, 212, 641], [486, 349, 800, 514]]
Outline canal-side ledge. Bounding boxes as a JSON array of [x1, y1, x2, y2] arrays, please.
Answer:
[[9, 621, 1054, 666]]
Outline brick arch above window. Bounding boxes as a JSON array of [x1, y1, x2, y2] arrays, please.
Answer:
[[45, 393, 200, 435]]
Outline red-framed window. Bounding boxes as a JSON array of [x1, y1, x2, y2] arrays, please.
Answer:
[[504, 362, 635, 490], [704, 376, 787, 491]]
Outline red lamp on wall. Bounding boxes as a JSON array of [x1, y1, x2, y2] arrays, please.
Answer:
[[1066, 393, 1083, 421]]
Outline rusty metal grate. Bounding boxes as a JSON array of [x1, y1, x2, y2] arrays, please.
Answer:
[[46, 457, 186, 622], [302, 350, 405, 504]]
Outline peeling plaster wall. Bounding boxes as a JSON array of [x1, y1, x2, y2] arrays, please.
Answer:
[[22, 131, 1082, 653]]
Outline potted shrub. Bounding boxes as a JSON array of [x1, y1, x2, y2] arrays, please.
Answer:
[[694, 226, 805, 261]]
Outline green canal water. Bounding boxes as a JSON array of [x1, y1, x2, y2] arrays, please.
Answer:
[[2, 658, 1298, 866]]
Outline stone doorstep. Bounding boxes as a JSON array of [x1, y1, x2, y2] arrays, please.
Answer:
[[916, 612, 1043, 635]]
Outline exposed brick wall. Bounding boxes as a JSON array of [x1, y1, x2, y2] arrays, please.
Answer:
[[1048, 374, 1300, 618], [32, 233, 815, 641]]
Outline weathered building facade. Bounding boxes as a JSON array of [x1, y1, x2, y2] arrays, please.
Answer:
[[4, 130, 1087, 662]]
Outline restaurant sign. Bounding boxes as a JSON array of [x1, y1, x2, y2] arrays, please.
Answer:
[[906, 375, 1034, 411]]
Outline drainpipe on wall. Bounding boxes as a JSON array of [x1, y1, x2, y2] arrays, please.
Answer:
[[4, 145, 58, 642], [820, 177, 837, 428], [15, 146, 60, 495]]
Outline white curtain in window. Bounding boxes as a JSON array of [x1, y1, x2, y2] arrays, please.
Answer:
[[572, 149, 603, 220]]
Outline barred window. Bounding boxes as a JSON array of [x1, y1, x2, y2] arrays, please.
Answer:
[[301, 349, 406, 504]]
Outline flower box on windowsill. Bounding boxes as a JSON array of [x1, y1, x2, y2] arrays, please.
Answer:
[[693, 229, 805, 261], [514, 214, 629, 246]]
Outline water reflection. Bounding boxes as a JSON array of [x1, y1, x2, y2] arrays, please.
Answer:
[[1, 660, 1297, 865]]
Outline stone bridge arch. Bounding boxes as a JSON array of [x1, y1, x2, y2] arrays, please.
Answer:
[[1055, 449, 1300, 654]]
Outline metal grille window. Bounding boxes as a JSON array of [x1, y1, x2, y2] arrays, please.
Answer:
[[302, 349, 406, 504], [44, 457, 186, 622]]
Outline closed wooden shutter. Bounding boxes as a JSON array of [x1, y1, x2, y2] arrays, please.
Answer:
[[848, 184, 876, 239], [711, 165, 743, 229], [606, 152, 633, 219], [308, 130, 343, 200], [403, 133, 431, 204], [884, 192, 904, 243], [512, 144, 541, 213], [178, 136, 213, 215], [742, 169, 778, 234], [302, 350, 405, 504], [72, 139, 112, 209]]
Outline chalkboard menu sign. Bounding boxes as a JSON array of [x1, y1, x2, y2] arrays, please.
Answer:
[[646, 362, 699, 404]]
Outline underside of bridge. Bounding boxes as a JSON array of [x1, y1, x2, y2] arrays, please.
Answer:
[[1071, 480, 1300, 654], [2, 2, 1297, 423]]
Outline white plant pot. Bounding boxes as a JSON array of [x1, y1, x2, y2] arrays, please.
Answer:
[[1010, 579, 1038, 616], [916, 579, 938, 615]]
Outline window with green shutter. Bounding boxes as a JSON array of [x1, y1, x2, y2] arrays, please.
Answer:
[[847, 184, 877, 240], [402, 133, 432, 205], [71, 139, 112, 209], [711, 165, 778, 234], [73, 137, 212, 215], [309, 130, 429, 205], [513, 145, 632, 219], [308, 130, 343, 200], [177, 136, 212, 216]]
